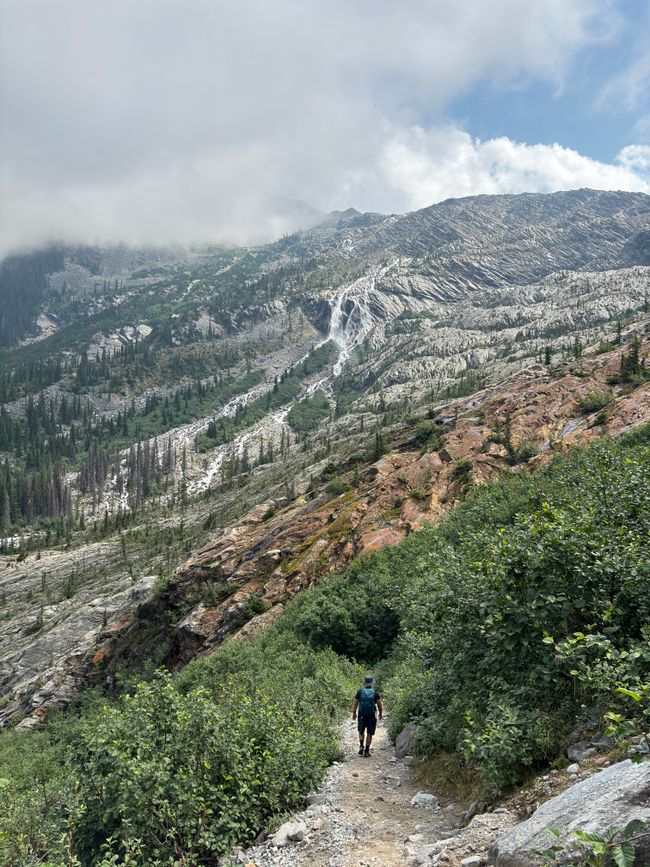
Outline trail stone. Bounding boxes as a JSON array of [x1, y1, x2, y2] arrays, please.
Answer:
[[271, 821, 307, 848], [307, 791, 327, 805], [410, 844, 440, 865], [461, 802, 486, 826], [488, 759, 650, 866], [461, 858, 483, 867], [438, 828, 462, 839], [411, 792, 440, 810], [565, 763, 579, 774]]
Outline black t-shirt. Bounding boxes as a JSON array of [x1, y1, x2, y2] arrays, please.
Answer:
[[356, 688, 380, 710]]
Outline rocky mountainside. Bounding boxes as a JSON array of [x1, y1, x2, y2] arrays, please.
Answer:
[[0, 189, 649, 724], [2, 318, 649, 726]]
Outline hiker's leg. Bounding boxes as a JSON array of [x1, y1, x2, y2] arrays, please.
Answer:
[[364, 716, 377, 751]]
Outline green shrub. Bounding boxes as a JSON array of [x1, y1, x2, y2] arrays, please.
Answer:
[[509, 441, 539, 464], [380, 433, 650, 794], [0, 635, 358, 866], [69, 671, 343, 862], [595, 340, 615, 355], [591, 410, 610, 427], [412, 420, 442, 451], [577, 388, 614, 414], [326, 475, 351, 496], [279, 554, 401, 663], [452, 458, 473, 481], [0, 730, 72, 866]]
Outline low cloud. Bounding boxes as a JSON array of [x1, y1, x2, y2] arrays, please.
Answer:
[[365, 128, 650, 213], [0, 0, 645, 254]]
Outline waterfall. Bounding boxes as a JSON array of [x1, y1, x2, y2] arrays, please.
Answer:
[[328, 260, 398, 376]]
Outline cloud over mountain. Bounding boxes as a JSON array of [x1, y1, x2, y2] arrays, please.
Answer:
[[0, 0, 646, 253]]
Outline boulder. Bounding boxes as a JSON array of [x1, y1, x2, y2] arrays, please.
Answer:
[[270, 820, 307, 847], [567, 740, 597, 762], [410, 792, 440, 810], [489, 760, 650, 866], [395, 723, 420, 759], [411, 844, 440, 865], [461, 801, 487, 827]]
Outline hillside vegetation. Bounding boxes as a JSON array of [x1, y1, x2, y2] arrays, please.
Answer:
[[286, 423, 650, 795], [1, 424, 648, 865]]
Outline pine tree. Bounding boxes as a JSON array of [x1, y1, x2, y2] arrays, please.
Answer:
[[1, 490, 10, 533]]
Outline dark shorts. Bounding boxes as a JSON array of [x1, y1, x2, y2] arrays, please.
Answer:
[[358, 714, 377, 736]]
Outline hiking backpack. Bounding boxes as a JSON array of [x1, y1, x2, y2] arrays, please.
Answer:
[[359, 687, 375, 717]]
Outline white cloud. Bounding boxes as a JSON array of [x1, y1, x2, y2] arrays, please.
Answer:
[[0, 0, 643, 254], [363, 127, 650, 213]]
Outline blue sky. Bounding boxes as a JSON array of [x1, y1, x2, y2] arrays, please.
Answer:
[[0, 0, 648, 252], [449, 0, 648, 162]]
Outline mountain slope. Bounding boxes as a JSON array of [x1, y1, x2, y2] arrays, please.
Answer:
[[3, 319, 648, 725], [0, 189, 649, 724]]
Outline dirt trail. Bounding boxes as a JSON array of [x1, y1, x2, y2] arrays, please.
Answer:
[[241, 717, 466, 867]]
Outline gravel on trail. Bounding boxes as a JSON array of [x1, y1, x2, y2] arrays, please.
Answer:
[[238, 716, 470, 867]]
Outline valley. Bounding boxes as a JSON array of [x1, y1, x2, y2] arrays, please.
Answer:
[[0, 189, 649, 866]]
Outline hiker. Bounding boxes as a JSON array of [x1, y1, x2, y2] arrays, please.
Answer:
[[352, 675, 383, 756]]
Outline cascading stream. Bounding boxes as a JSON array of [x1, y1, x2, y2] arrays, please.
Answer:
[[328, 260, 398, 376]]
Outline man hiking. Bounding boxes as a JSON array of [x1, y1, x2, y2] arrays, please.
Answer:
[[352, 675, 383, 756]]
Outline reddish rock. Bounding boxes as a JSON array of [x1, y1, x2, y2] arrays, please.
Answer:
[[158, 331, 650, 660], [358, 526, 406, 552]]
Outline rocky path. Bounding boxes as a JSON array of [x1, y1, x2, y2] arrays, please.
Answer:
[[240, 718, 471, 867]]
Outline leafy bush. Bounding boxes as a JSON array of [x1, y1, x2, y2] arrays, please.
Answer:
[[382, 432, 650, 794], [510, 441, 539, 464], [595, 340, 615, 355], [325, 475, 350, 497], [577, 389, 614, 414], [279, 554, 401, 663], [0, 635, 358, 866], [0, 730, 72, 866], [412, 420, 443, 451], [452, 458, 473, 481], [289, 426, 650, 795]]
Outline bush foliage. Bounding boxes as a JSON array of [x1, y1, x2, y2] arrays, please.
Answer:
[[0, 635, 358, 866], [280, 425, 650, 795]]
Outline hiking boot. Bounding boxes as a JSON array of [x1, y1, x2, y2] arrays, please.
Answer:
[[364, 747, 370, 757], [358, 745, 364, 756]]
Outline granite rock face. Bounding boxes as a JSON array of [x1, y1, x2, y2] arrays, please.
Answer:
[[489, 760, 650, 866]]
